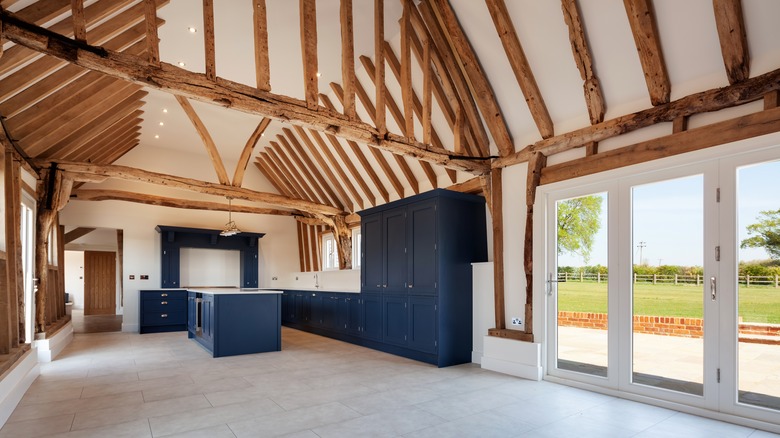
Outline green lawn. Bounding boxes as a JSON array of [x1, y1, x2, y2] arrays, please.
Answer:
[[557, 282, 780, 323]]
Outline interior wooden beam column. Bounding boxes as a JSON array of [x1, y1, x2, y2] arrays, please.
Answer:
[[175, 95, 230, 185], [561, 0, 605, 124], [4, 152, 23, 349], [623, 0, 670, 105], [117, 230, 124, 306], [292, 127, 354, 212], [329, 215, 352, 270], [202, 0, 216, 81], [340, 0, 356, 119], [400, 0, 415, 140], [301, 221, 311, 271], [296, 221, 305, 271], [143, 0, 160, 65], [283, 128, 346, 210], [422, 37, 433, 146], [429, 0, 515, 156], [486, 0, 554, 139], [524, 151, 546, 337], [489, 167, 504, 330], [253, 0, 270, 91], [232, 118, 271, 187], [71, 0, 87, 43], [713, 0, 749, 85], [305, 128, 366, 210], [374, 0, 386, 134], [332, 82, 406, 199], [300, 0, 318, 110]]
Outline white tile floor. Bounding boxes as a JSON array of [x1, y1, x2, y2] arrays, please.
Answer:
[[1, 327, 778, 437]]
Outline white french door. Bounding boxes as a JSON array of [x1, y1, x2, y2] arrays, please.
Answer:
[[544, 143, 780, 426]]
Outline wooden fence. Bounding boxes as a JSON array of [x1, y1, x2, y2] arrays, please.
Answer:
[[557, 272, 780, 288]]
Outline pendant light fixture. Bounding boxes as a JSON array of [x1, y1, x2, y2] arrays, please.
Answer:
[[220, 197, 241, 237]]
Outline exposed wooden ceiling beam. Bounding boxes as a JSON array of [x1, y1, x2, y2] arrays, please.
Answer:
[[429, 0, 515, 156], [277, 135, 330, 206], [494, 67, 780, 168], [71, 0, 87, 43], [39, 160, 344, 216], [268, 143, 316, 202], [71, 189, 298, 217], [300, 0, 318, 110], [282, 128, 346, 211], [374, 0, 386, 134], [263, 149, 306, 199], [143, 0, 160, 65], [253, 0, 270, 91], [422, 38, 433, 146], [66, 121, 140, 162], [292, 127, 354, 212], [304, 127, 364, 210], [0, 0, 138, 75], [401, 0, 416, 140], [0, 9, 488, 175], [202, 0, 216, 81], [713, 0, 749, 85], [175, 95, 230, 185], [332, 82, 405, 199], [623, 0, 670, 105], [447, 176, 483, 195], [257, 152, 297, 198], [340, 0, 356, 119], [253, 160, 289, 197], [0, 28, 152, 118], [486, 0, 554, 139], [561, 0, 605, 125], [63, 227, 95, 244], [232, 117, 271, 187], [323, 132, 375, 207], [541, 106, 780, 185]]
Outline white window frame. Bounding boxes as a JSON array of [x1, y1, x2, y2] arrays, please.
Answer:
[[322, 233, 338, 271], [351, 227, 361, 270]]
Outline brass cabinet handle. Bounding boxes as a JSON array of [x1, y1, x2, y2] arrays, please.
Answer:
[[161, 301, 168, 305], [161, 293, 168, 297]]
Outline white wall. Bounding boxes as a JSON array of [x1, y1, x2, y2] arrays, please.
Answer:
[[64, 251, 84, 309], [180, 248, 240, 287]]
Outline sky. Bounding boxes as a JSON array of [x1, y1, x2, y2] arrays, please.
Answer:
[[557, 160, 780, 268]]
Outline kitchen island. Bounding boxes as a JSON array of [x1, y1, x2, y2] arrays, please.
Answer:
[[187, 288, 282, 358]]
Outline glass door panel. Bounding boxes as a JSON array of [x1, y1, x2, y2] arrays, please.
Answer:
[[631, 175, 705, 396], [555, 192, 609, 377], [736, 159, 780, 411]]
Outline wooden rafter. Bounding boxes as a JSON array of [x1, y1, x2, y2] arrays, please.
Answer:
[[374, 0, 386, 134], [63, 227, 96, 244], [332, 82, 405, 199], [623, 0, 670, 105], [561, 0, 605, 125], [282, 128, 346, 211], [324, 132, 376, 207], [269, 142, 317, 202], [495, 67, 780, 168], [71, 0, 87, 43], [256, 153, 295, 197], [340, 0, 356, 119], [422, 38, 433, 146], [143, 0, 160, 65], [713, 0, 749, 85], [305, 128, 365, 210], [253, 0, 270, 91], [277, 135, 331, 206], [291, 127, 354, 212], [263, 149, 306, 199], [254, 160, 288, 196], [175, 95, 230, 185], [232, 117, 271, 187], [39, 159, 343, 216], [202, 0, 216, 81], [486, 0, 554, 139], [0, 9, 488, 175], [417, 1, 489, 156], [300, 0, 318, 110], [71, 189, 298, 217], [429, 0, 514, 156], [68, 121, 140, 162]]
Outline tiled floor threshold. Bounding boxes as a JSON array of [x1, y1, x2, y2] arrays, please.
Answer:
[[1, 327, 777, 437]]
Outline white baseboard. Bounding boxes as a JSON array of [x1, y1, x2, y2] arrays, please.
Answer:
[[471, 351, 483, 365], [122, 322, 139, 333], [480, 336, 543, 381], [0, 348, 39, 428], [34, 322, 73, 363]]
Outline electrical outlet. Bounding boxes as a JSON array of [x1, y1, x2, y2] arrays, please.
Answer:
[[272, 277, 278, 281], [511, 317, 522, 325]]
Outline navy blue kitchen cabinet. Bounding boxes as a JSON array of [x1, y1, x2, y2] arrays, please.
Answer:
[[281, 189, 486, 367], [200, 293, 215, 349], [160, 248, 180, 288], [140, 290, 187, 333]]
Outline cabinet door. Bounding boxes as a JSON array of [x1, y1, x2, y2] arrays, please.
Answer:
[[187, 293, 197, 332], [409, 296, 437, 353], [281, 292, 290, 323], [408, 200, 437, 296], [201, 294, 215, 346], [383, 209, 408, 294], [310, 293, 324, 326], [362, 294, 382, 341], [362, 213, 383, 292], [242, 250, 259, 288], [161, 247, 180, 288], [322, 294, 339, 330], [382, 295, 408, 347]]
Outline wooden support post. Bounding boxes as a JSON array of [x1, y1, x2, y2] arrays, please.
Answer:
[[561, 0, 605, 124], [340, 0, 356, 119], [584, 141, 598, 156], [175, 95, 230, 185], [672, 115, 688, 133], [233, 118, 272, 187], [202, 0, 216, 81], [330, 215, 352, 270], [524, 152, 546, 337], [623, 0, 670, 105], [400, 0, 415, 140], [490, 167, 505, 330], [374, 0, 386, 134], [117, 230, 124, 306], [143, 0, 160, 65], [71, 0, 87, 43], [713, 0, 749, 85], [6, 152, 24, 345], [253, 0, 271, 91], [34, 166, 66, 333], [422, 37, 433, 146], [301, 221, 311, 271], [297, 221, 305, 271], [300, 0, 319, 110], [766, 90, 779, 110]]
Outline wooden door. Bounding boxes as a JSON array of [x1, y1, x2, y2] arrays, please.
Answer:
[[84, 251, 116, 315]]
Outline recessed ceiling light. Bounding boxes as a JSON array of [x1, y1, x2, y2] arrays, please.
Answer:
[[316, 72, 321, 77], [178, 61, 186, 67], [154, 135, 160, 139], [163, 108, 168, 113], [159, 122, 164, 126], [188, 26, 197, 33], [261, 133, 265, 137]]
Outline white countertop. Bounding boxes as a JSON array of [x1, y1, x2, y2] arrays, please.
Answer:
[[266, 288, 360, 294], [187, 288, 283, 295]]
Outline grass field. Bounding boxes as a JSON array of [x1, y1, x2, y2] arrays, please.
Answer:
[[557, 282, 780, 323]]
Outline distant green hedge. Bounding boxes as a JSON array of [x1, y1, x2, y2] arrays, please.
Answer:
[[559, 260, 780, 277]]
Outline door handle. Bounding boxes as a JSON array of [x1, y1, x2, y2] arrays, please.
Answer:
[[547, 272, 559, 296], [710, 276, 717, 301]]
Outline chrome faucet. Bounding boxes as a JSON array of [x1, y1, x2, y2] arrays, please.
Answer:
[[314, 273, 319, 289]]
